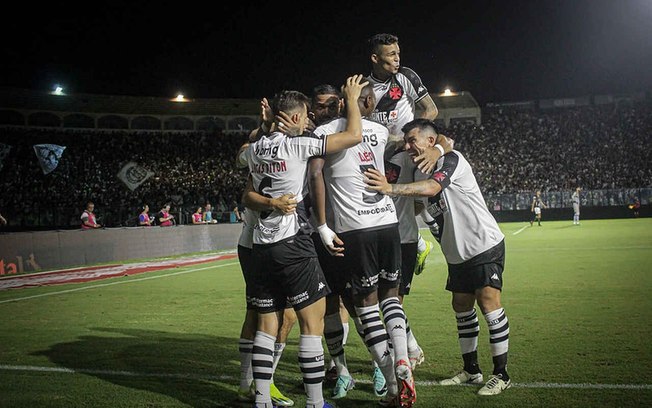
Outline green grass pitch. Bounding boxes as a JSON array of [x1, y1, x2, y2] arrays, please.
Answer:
[[0, 219, 650, 407]]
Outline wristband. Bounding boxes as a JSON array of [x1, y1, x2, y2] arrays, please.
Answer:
[[434, 144, 445, 156]]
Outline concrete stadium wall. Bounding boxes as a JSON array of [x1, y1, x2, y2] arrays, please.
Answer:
[[0, 224, 243, 273], [490, 205, 649, 223]]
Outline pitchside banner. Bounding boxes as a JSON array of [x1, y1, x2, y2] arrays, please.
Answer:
[[33, 144, 66, 175], [117, 161, 154, 191], [0, 143, 11, 172]]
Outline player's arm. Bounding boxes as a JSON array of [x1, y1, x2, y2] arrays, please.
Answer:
[[308, 158, 344, 256], [416, 94, 439, 120], [323, 75, 367, 154], [248, 97, 274, 142], [412, 134, 455, 173], [235, 143, 249, 169], [366, 169, 442, 197], [241, 177, 297, 214], [531, 199, 535, 212]]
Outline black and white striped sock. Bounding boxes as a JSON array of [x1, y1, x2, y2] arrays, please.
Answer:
[[456, 309, 480, 373], [252, 331, 275, 407], [355, 304, 398, 396], [299, 334, 325, 407], [380, 297, 409, 365], [324, 312, 350, 377], [238, 338, 254, 390], [485, 308, 509, 377]]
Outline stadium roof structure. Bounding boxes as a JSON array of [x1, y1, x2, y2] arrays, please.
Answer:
[[0, 87, 260, 116], [431, 91, 480, 110]]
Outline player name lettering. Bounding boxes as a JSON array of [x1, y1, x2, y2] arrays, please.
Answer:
[[358, 151, 374, 163], [252, 161, 287, 174], [370, 112, 389, 124]]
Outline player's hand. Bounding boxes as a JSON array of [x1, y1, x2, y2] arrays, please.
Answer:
[[276, 111, 303, 136], [304, 117, 317, 132], [261, 97, 274, 128], [318, 224, 345, 257], [271, 194, 297, 214], [412, 134, 454, 173], [342, 74, 369, 101], [364, 168, 391, 195]]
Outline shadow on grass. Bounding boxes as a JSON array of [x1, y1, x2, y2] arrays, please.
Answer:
[[32, 327, 258, 407], [33, 327, 389, 407]]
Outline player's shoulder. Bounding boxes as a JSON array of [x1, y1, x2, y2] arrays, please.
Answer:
[[314, 117, 345, 135], [398, 66, 423, 83], [362, 117, 389, 132]]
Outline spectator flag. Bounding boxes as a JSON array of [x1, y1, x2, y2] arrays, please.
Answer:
[[33, 144, 66, 175], [117, 161, 154, 191], [0, 143, 11, 172]]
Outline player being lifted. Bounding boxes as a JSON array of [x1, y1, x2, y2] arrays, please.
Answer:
[[366, 33, 441, 280], [240, 75, 368, 408], [366, 119, 513, 396]]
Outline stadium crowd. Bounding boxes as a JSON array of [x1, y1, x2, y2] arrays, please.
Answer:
[[0, 101, 650, 227], [447, 102, 652, 194]]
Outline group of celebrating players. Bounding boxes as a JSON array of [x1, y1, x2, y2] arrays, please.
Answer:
[[234, 33, 512, 408]]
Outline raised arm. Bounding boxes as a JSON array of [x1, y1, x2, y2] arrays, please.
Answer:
[[324, 75, 368, 154]]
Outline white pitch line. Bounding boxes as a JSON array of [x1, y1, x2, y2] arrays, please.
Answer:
[[0, 364, 650, 390], [512, 225, 529, 235], [0, 262, 238, 305]]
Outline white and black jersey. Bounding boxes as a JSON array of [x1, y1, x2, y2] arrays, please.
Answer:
[[314, 117, 398, 233], [367, 67, 429, 137], [386, 149, 431, 244], [242, 131, 326, 245], [572, 191, 580, 214], [237, 207, 257, 249], [427, 150, 505, 265]]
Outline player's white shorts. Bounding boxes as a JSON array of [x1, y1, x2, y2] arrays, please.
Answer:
[[534, 207, 541, 215]]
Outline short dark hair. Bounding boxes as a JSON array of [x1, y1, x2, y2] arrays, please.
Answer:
[[312, 84, 341, 102], [86, 201, 94, 208], [368, 33, 399, 55], [271, 90, 310, 117], [401, 118, 438, 137]]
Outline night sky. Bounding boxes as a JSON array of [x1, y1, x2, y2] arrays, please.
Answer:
[[2, 0, 651, 105]]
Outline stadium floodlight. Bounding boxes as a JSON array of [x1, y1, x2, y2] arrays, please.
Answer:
[[172, 94, 189, 103], [443, 88, 453, 96], [52, 85, 65, 96]]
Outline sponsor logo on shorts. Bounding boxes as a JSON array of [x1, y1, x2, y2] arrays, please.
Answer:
[[380, 268, 400, 281], [360, 274, 379, 288], [318, 281, 326, 291], [288, 291, 309, 305], [252, 297, 274, 308], [491, 273, 499, 281]]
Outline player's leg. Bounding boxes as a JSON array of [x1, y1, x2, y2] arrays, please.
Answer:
[[237, 245, 258, 401], [293, 296, 329, 408], [475, 243, 511, 396], [252, 309, 284, 407], [323, 294, 354, 399], [439, 257, 487, 386], [415, 203, 434, 275], [438, 291, 484, 385], [269, 307, 296, 407], [398, 242, 424, 370], [281, 236, 332, 408], [377, 226, 415, 407]]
